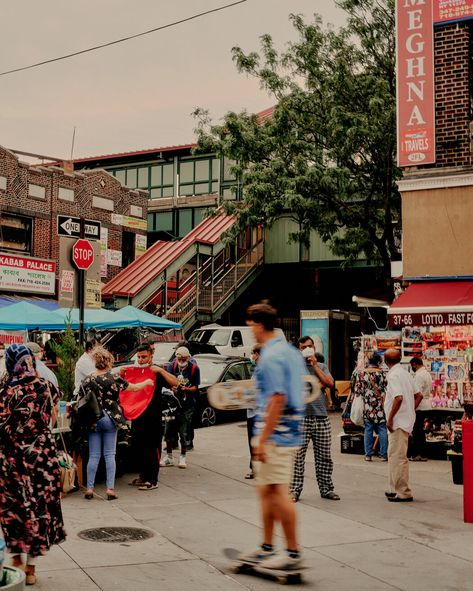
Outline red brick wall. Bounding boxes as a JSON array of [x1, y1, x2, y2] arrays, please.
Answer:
[[433, 22, 472, 168], [0, 147, 148, 286]]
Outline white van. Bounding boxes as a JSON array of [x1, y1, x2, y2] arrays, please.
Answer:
[[189, 324, 286, 357]]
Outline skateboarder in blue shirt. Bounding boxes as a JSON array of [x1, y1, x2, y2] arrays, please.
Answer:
[[239, 302, 305, 571]]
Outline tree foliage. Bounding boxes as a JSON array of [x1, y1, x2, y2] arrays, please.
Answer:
[[50, 316, 81, 400], [194, 0, 400, 281]]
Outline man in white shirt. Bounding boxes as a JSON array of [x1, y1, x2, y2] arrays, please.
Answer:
[[25, 342, 59, 389], [74, 339, 98, 396], [409, 357, 433, 462], [384, 349, 422, 502]]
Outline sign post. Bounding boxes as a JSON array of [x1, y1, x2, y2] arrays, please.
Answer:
[[72, 233, 95, 347]]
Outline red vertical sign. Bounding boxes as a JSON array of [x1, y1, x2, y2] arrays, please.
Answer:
[[396, 0, 435, 166]]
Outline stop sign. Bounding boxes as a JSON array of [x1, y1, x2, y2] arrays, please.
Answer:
[[72, 238, 94, 270]]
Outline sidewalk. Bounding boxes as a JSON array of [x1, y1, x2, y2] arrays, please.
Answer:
[[33, 417, 472, 590]]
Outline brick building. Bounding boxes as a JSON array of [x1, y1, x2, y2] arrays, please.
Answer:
[[398, 19, 473, 280], [0, 145, 148, 301]]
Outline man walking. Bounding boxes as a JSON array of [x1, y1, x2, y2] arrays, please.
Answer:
[[161, 346, 200, 469], [384, 349, 422, 502], [239, 302, 305, 570], [409, 357, 432, 462], [289, 336, 340, 502], [74, 339, 98, 396]]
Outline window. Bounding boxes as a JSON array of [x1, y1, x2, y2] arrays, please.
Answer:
[[115, 170, 126, 185], [223, 362, 247, 381], [178, 157, 218, 196], [126, 168, 137, 189], [0, 214, 32, 253], [150, 162, 174, 198], [138, 167, 149, 188], [178, 209, 193, 237], [122, 231, 135, 268]]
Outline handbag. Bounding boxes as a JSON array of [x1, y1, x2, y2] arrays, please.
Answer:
[[48, 390, 77, 495], [350, 393, 365, 427], [76, 384, 102, 426]]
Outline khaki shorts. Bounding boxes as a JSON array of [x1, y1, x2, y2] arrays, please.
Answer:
[[252, 439, 297, 486]]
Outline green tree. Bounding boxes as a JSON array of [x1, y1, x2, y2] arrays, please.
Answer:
[[50, 316, 81, 400], [194, 0, 400, 283]]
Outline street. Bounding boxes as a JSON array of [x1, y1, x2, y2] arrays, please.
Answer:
[[31, 416, 472, 590]]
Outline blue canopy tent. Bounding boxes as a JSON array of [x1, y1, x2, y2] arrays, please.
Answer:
[[112, 305, 181, 329], [55, 307, 134, 330], [0, 296, 59, 310], [0, 301, 67, 331]]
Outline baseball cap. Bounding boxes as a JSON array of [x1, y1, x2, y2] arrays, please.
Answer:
[[175, 346, 191, 358], [25, 341, 42, 355]]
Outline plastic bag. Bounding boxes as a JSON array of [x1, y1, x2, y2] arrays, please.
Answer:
[[350, 394, 365, 427]]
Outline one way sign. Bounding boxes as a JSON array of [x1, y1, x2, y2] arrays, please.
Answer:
[[57, 216, 101, 240]]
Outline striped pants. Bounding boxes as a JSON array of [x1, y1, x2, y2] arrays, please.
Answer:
[[290, 416, 334, 498]]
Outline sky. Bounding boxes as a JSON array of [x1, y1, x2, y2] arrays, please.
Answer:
[[0, 1, 346, 160]]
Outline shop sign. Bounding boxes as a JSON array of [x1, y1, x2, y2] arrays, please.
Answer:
[[59, 270, 74, 302], [389, 311, 473, 327], [396, 0, 435, 166], [0, 254, 56, 295], [0, 330, 24, 344], [111, 213, 147, 231], [85, 279, 102, 309], [434, 0, 473, 24], [107, 249, 122, 267], [100, 227, 108, 278], [135, 234, 147, 259]]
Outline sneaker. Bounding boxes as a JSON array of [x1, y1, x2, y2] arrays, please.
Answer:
[[138, 482, 159, 490], [179, 454, 187, 469], [364, 456, 372, 462], [259, 552, 303, 571], [380, 456, 388, 462], [160, 456, 174, 467], [238, 547, 275, 564]]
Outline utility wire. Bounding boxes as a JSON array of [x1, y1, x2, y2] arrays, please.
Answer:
[[0, 0, 248, 77]]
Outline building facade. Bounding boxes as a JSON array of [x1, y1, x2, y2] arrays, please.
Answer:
[[0, 146, 148, 300]]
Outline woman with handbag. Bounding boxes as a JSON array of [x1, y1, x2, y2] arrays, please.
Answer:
[[79, 347, 154, 501], [0, 344, 66, 586]]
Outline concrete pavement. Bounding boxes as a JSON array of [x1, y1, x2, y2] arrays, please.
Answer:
[[30, 417, 473, 590]]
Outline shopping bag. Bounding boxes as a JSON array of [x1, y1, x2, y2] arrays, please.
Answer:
[[57, 450, 76, 494], [350, 394, 365, 427], [76, 385, 101, 426]]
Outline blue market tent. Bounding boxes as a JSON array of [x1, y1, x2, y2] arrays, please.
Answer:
[[112, 305, 181, 329], [0, 301, 67, 331], [55, 307, 134, 330], [0, 296, 59, 310]]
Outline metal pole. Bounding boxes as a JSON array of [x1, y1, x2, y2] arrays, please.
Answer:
[[79, 218, 85, 348]]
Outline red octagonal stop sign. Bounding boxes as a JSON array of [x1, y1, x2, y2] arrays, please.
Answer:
[[72, 238, 94, 270]]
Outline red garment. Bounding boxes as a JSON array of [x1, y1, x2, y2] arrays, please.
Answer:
[[120, 366, 156, 420]]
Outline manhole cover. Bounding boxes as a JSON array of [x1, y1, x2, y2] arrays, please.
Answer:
[[78, 527, 154, 543]]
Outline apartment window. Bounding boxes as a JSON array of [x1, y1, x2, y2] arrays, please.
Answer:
[[114, 169, 126, 185], [0, 214, 32, 253], [150, 162, 174, 198]]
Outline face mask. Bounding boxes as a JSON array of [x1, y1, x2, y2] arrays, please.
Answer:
[[301, 347, 315, 359]]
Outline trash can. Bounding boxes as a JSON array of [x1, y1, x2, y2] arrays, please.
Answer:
[[1, 566, 25, 590], [447, 450, 463, 485]]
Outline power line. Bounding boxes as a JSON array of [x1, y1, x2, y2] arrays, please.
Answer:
[[0, 0, 248, 77]]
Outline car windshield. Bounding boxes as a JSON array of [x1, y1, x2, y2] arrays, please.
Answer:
[[191, 329, 231, 347], [195, 358, 228, 386]]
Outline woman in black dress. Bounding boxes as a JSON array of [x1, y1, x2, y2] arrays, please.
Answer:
[[0, 344, 66, 585]]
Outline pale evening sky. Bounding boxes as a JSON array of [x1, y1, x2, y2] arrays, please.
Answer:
[[0, 1, 346, 160]]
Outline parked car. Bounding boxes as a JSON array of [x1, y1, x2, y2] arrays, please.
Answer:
[[189, 324, 286, 358], [113, 340, 218, 370], [191, 354, 254, 427]]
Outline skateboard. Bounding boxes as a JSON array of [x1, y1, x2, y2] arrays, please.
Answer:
[[208, 375, 321, 411], [223, 548, 306, 585]]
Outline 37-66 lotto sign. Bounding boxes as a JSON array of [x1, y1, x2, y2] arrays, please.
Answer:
[[72, 239, 94, 270]]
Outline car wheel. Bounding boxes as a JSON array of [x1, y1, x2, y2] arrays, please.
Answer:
[[200, 405, 217, 427]]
